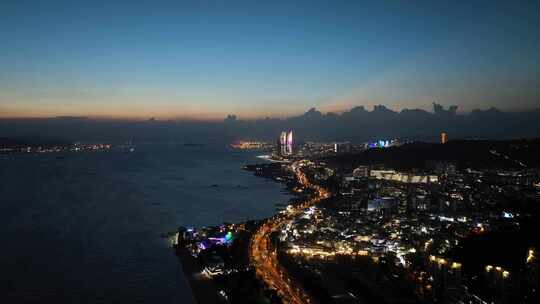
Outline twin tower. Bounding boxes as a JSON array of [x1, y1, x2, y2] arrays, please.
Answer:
[[278, 130, 294, 156]]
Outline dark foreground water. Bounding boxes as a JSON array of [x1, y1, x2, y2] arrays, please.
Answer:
[[0, 143, 289, 303]]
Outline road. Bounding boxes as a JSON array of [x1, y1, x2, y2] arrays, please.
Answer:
[[249, 164, 330, 304]]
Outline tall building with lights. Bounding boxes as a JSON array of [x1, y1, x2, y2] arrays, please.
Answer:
[[278, 130, 293, 156], [280, 132, 287, 146]]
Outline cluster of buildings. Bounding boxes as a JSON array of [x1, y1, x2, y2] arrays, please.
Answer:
[[229, 140, 273, 150], [367, 139, 400, 149], [273, 130, 394, 159], [176, 136, 539, 303], [0, 143, 112, 154], [272, 130, 407, 160], [176, 224, 241, 278], [295, 138, 401, 157], [234, 131, 452, 162], [369, 169, 439, 184], [294, 141, 361, 157], [276, 159, 540, 303]]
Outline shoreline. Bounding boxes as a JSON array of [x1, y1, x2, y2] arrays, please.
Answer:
[[256, 154, 288, 163], [175, 161, 300, 304]]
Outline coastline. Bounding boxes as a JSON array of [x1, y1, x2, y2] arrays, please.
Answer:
[[256, 154, 288, 163], [175, 161, 299, 304]]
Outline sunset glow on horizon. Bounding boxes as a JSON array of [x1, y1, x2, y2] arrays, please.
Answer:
[[1, 1, 539, 120]]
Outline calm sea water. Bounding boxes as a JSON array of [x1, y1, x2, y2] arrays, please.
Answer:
[[0, 143, 289, 303]]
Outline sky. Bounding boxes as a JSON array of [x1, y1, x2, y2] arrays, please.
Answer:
[[1, 0, 539, 120]]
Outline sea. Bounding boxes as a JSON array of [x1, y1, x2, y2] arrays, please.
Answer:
[[0, 142, 290, 303]]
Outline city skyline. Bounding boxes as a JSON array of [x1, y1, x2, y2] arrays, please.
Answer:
[[3, 2, 540, 303], [2, 0, 540, 120]]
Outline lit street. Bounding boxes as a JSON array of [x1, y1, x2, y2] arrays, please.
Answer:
[[249, 164, 330, 304]]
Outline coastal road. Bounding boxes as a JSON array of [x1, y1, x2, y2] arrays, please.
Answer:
[[249, 164, 330, 304]]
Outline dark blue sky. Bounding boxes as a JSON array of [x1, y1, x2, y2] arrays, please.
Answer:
[[1, 0, 539, 119]]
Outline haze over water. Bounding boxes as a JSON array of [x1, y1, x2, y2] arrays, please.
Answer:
[[0, 143, 290, 303]]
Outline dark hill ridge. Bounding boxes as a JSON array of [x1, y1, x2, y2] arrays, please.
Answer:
[[223, 104, 540, 143], [2, 104, 540, 143], [322, 138, 540, 171]]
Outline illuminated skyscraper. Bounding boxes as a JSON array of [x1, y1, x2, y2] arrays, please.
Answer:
[[287, 131, 293, 146], [280, 132, 287, 146], [441, 132, 447, 144], [278, 130, 294, 156]]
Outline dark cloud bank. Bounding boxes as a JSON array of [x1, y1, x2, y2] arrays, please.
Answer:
[[1, 104, 539, 144]]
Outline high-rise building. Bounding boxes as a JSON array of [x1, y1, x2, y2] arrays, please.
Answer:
[[441, 132, 447, 144], [280, 132, 287, 146], [278, 130, 294, 156], [334, 141, 351, 153]]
